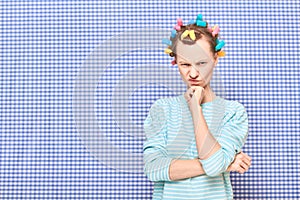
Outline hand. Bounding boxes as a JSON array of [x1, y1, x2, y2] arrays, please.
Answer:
[[226, 151, 252, 174], [184, 86, 205, 110]]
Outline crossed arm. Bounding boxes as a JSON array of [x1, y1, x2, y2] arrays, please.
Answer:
[[169, 104, 251, 181], [143, 100, 251, 182], [168, 151, 251, 181]]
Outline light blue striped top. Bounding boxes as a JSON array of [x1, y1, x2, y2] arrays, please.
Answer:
[[143, 93, 249, 200]]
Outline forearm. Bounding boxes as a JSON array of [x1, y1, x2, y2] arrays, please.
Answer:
[[168, 155, 237, 181], [168, 106, 222, 181], [169, 158, 205, 181], [192, 106, 221, 160]]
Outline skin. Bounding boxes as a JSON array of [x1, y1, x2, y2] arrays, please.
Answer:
[[168, 38, 252, 181]]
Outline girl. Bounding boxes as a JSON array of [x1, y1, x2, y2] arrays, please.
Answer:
[[143, 14, 251, 199]]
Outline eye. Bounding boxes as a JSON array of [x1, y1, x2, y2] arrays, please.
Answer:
[[181, 64, 190, 66], [197, 62, 207, 65]]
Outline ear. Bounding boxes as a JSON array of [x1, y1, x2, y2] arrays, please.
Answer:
[[213, 53, 219, 67]]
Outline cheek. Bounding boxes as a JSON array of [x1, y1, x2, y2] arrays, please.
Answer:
[[199, 66, 214, 78], [178, 67, 188, 75], [178, 68, 189, 80]]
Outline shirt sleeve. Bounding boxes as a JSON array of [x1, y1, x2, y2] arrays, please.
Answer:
[[199, 102, 249, 177], [143, 100, 173, 182]]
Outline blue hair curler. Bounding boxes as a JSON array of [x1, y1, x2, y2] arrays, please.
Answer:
[[162, 38, 172, 46], [187, 19, 196, 25], [196, 20, 207, 27], [171, 29, 177, 38], [196, 14, 203, 21], [215, 40, 225, 51]]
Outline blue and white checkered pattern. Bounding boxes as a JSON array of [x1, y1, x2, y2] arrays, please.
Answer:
[[1, 1, 299, 199]]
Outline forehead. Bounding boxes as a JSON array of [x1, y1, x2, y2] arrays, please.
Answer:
[[176, 39, 212, 63]]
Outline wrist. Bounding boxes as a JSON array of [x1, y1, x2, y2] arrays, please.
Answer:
[[191, 106, 203, 124], [191, 105, 202, 116]]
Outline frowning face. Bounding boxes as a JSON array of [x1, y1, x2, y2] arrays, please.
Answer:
[[176, 39, 218, 88]]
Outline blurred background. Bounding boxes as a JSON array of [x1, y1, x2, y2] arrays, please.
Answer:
[[1, 1, 299, 199]]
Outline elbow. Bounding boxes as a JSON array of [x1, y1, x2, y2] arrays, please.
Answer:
[[205, 160, 228, 177], [200, 148, 231, 177], [143, 163, 157, 182], [143, 157, 155, 182], [204, 166, 221, 177], [143, 157, 173, 182], [143, 155, 159, 182], [143, 162, 163, 182]]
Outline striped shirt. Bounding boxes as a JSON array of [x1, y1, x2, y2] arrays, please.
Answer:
[[143, 93, 249, 199]]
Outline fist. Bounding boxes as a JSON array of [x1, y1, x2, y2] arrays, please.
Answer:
[[184, 86, 205, 106], [226, 151, 252, 174]]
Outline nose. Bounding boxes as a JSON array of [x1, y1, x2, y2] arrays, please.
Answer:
[[189, 65, 199, 79]]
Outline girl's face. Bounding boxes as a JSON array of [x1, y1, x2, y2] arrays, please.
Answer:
[[176, 39, 218, 88]]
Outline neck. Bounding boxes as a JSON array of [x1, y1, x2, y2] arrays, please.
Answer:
[[202, 85, 216, 103]]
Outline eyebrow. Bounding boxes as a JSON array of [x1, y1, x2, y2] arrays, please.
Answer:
[[179, 60, 208, 64]]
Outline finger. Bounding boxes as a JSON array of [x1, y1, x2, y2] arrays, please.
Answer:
[[184, 91, 190, 100], [240, 151, 252, 161], [244, 156, 252, 165], [184, 88, 194, 100], [192, 90, 203, 105], [236, 154, 251, 166], [239, 152, 252, 164], [237, 168, 245, 174], [245, 155, 252, 162], [186, 87, 194, 94], [193, 89, 201, 98], [239, 161, 250, 171], [190, 85, 204, 92], [242, 157, 251, 167], [193, 86, 204, 96], [236, 164, 246, 174]]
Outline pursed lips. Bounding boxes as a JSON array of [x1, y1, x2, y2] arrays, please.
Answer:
[[188, 79, 203, 85], [189, 79, 201, 83]]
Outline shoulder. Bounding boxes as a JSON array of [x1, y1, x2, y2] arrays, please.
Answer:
[[144, 96, 180, 135], [150, 95, 182, 112], [227, 99, 246, 112], [145, 95, 182, 124], [146, 95, 180, 118], [218, 97, 248, 121], [153, 95, 181, 106]]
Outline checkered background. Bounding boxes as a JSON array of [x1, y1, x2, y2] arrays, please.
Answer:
[[1, 1, 299, 199]]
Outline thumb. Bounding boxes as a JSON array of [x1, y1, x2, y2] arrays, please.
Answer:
[[193, 89, 202, 105], [184, 87, 194, 101]]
